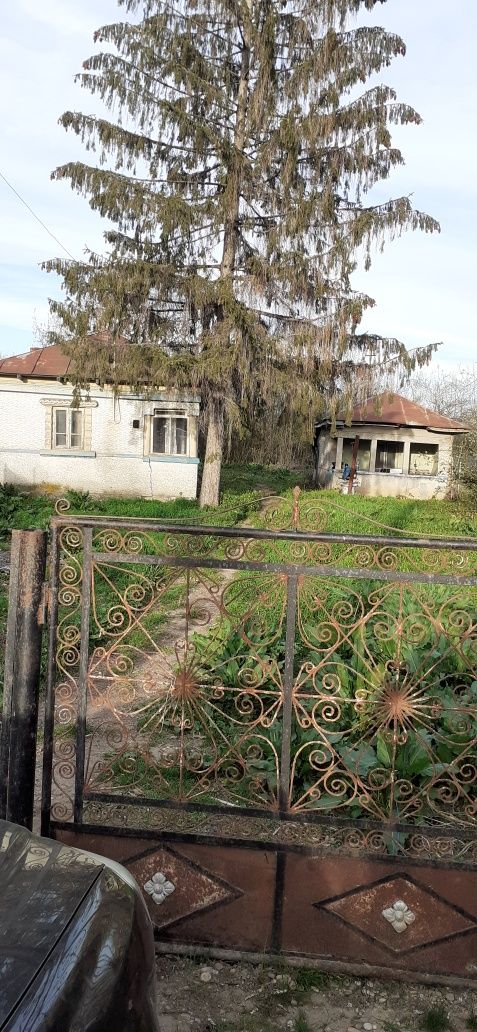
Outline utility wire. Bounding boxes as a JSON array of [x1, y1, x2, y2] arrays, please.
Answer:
[[0, 168, 76, 261]]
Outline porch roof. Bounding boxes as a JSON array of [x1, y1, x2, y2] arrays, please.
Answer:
[[317, 393, 467, 434]]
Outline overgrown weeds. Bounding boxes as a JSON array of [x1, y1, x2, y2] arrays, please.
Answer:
[[420, 1006, 452, 1032]]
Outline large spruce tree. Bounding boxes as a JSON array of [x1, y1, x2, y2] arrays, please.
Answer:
[[46, 0, 439, 505]]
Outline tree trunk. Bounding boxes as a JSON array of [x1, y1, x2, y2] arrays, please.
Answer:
[[199, 399, 224, 507], [199, 13, 250, 509]]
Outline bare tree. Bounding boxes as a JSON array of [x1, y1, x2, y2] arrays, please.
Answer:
[[405, 365, 477, 497]]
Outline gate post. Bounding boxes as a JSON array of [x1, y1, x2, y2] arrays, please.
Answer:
[[0, 530, 48, 829]]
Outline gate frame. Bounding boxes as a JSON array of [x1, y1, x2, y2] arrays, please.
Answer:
[[38, 511, 477, 985]]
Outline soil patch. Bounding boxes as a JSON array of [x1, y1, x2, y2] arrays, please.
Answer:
[[155, 954, 477, 1032]]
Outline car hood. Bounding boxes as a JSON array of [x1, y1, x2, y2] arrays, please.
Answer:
[[0, 820, 103, 1029]]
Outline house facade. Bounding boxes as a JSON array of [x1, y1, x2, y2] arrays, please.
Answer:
[[315, 394, 467, 499], [0, 345, 200, 499]]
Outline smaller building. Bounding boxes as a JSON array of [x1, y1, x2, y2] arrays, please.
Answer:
[[0, 344, 200, 499], [315, 393, 467, 499]]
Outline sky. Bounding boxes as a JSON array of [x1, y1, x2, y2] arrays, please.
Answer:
[[0, 0, 475, 372]]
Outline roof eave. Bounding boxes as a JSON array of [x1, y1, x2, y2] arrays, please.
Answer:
[[314, 417, 467, 433]]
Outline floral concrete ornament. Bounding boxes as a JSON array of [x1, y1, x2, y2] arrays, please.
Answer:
[[382, 899, 416, 933], [144, 872, 176, 905]]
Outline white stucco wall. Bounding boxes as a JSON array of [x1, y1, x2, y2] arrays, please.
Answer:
[[316, 422, 457, 500], [0, 379, 200, 499], [343, 471, 448, 499]]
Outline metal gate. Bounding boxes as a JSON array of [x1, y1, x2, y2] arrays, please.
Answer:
[[40, 496, 477, 985]]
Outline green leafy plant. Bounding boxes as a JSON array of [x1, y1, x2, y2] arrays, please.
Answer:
[[185, 577, 477, 820], [66, 489, 97, 512], [420, 1006, 452, 1032]]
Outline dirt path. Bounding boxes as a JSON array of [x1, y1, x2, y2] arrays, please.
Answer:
[[155, 954, 477, 1032], [43, 511, 260, 819], [73, 565, 237, 813], [83, 563, 235, 717]]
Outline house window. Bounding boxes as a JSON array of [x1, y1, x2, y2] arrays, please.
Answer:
[[342, 438, 371, 472], [53, 408, 84, 450], [151, 411, 188, 456], [409, 443, 438, 476], [375, 440, 404, 473]]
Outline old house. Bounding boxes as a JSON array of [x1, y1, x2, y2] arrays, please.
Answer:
[[314, 393, 467, 499], [0, 344, 200, 498]]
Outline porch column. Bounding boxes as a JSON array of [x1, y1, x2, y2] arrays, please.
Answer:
[[402, 440, 411, 475], [334, 436, 343, 473], [369, 438, 378, 472]]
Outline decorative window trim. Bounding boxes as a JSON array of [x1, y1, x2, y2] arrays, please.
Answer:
[[41, 398, 96, 452], [143, 455, 199, 465], [40, 398, 98, 408]]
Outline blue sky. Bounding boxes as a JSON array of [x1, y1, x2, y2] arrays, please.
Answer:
[[0, 0, 475, 370]]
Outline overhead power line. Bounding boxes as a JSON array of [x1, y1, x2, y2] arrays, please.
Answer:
[[0, 168, 76, 261]]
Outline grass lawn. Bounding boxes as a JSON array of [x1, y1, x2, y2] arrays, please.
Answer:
[[1, 464, 476, 544], [0, 462, 307, 547], [292, 489, 477, 537], [0, 464, 298, 694], [1, 465, 476, 706], [0, 467, 475, 831]]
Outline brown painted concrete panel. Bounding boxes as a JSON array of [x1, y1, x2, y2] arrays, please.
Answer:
[[54, 832, 276, 951], [144, 843, 277, 952], [281, 854, 477, 980], [416, 867, 477, 919], [54, 829, 154, 865]]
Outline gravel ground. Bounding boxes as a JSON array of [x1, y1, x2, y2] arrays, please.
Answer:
[[155, 955, 477, 1032]]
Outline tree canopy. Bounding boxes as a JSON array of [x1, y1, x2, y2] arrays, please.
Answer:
[[46, 0, 440, 504]]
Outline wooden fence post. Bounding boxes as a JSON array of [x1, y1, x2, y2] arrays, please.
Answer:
[[0, 530, 48, 829]]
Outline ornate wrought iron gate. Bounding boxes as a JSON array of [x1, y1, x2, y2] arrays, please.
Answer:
[[40, 499, 477, 985]]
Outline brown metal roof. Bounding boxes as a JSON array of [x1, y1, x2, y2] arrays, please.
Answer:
[[0, 345, 73, 378], [344, 393, 467, 433], [0, 338, 129, 380]]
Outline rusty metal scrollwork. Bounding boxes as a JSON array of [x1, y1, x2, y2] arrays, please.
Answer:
[[46, 500, 477, 865]]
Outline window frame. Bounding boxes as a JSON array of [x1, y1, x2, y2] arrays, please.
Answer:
[[150, 410, 189, 457], [52, 407, 85, 451], [375, 439, 405, 474], [408, 442, 439, 477], [342, 437, 371, 473]]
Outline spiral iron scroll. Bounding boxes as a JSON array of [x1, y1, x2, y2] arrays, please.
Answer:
[[48, 513, 477, 860]]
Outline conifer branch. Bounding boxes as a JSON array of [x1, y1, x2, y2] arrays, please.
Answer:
[[48, 0, 440, 506]]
